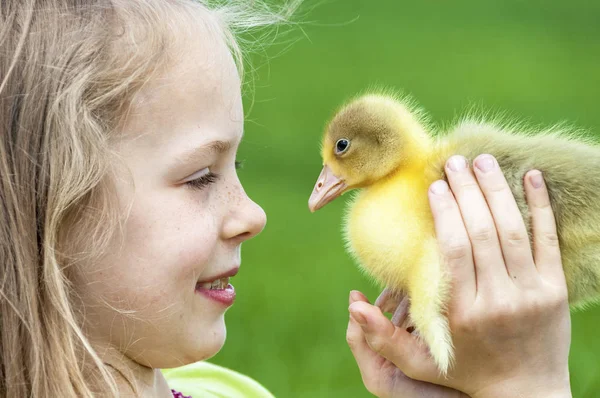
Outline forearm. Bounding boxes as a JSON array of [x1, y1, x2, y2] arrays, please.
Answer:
[[470, 373, 572, 398], [474, 388, 571, 398]]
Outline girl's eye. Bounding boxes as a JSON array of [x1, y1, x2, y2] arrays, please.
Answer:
[[185, 160, 242, 191], [186, 171, 219, 190]]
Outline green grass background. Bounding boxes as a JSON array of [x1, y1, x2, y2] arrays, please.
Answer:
[[210, 1, 600, 396]]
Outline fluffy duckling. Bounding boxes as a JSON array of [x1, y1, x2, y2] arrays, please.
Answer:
[[308, 93, 600, 374]]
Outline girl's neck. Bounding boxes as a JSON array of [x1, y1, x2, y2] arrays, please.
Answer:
[[90, 343, 173, 397]]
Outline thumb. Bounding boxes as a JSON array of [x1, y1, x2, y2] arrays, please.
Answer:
[[348, 301, 439, 382]]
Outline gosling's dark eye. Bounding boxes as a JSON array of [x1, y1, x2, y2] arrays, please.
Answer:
[[335, 138, 350, 155]]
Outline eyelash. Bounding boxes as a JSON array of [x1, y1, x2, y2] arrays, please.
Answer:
[[186, 172, 219, 190], [186, 160, 244, 190]]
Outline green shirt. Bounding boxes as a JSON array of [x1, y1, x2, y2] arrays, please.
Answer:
[[162, 361, 275, 398]]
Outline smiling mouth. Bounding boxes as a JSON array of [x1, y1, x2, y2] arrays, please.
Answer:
[[195, 267, 239, 306], [195, 277, 236, 306], [197, 277, 230, 290]]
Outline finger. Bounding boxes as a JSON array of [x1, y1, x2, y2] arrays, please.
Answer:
[[472, 154, 538, 285], [350, 290, 370, 305], [375, 287, 404, 313], [445, 155, 509, 289], [428, 179, 476, 308], [523, 170, 565, 285], [391, 296, 410, 327], [348, 301, 439, 382], [347, 312, 460, 398], [375, 289, 410, 329], [346, 307, 387, 392], [348, 292, 395, 393]]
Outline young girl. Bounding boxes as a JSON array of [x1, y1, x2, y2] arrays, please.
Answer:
[[0, 0, 572, 397], [1, 0, 277, 396]]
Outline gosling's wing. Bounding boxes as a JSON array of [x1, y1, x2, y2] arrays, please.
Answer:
[[429, 120, 600, 304]]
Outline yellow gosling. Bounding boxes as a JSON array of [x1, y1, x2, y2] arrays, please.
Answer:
[[308, 92, 600, 375]]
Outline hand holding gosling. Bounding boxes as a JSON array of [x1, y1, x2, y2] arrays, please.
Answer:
[[347, 155, 572, 398]]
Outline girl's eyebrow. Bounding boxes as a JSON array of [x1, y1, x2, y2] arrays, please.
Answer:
[[171, 140, 232, 169]]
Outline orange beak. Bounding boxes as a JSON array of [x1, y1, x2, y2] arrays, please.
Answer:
[[308, 165, 347, 212]]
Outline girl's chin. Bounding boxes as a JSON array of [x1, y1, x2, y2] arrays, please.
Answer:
[[167, 332, 226, 367], [167, 313, 227, 365], [193, 319, 227, 360]]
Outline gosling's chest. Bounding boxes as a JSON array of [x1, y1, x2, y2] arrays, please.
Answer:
[[344, 175, 434, 275]]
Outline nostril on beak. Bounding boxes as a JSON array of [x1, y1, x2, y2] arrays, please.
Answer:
[[317, 181, 323, 189]]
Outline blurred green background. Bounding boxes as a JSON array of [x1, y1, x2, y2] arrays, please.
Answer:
[[210, 1, 600, 396]]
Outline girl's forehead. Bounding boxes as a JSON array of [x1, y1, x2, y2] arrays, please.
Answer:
[[134, 18, 240, 107], [119, 31, 243, 155]]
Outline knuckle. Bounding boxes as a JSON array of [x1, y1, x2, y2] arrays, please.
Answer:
[[523, 294, 546, 314], [504, 228, 528, 246], [533, 200, 553, 211], [346, 331, 360, 350], [367, 334, 387, 356], [534, 288, 568, 312], [489, 299, 519, 323], [458, 180, 481, 193], [470, 226, 496, 244], [551, 291, 569, 310], [486, 181, 508, 194], [538, 231, 560, 247], [435, 196, 456, 212], [553, 287, 569, 305], [441, 237, 471, 261]]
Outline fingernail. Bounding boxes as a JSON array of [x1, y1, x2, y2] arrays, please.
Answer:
[[529, 171, 544, 188], [349, 290, 362, 303], [430, 180, 448, 195], [447, 155, 467, 172], [474, 154, 496, 173], [349, 308, 367, 326]]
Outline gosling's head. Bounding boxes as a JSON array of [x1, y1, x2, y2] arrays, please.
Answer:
[[308, 94, 430, 212]]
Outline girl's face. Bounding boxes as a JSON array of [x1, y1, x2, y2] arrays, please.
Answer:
[[75, 27, 266, 369]]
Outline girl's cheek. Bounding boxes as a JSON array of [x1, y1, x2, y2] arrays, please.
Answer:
[[179, 212, 219, 269], [210, 176, 241, 210]]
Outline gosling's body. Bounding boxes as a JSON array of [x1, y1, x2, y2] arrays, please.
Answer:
[[432, 121, 600, 304], [309, 94, 600, 374], [349, 121, 600, 306]]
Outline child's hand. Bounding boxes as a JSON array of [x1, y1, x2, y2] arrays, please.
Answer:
[[347, 155, 572, 398], [347, 290, 468, 398]]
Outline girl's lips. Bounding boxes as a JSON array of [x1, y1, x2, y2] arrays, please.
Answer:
[[197, 267, 239, 283], [195, 283, 236, 306]]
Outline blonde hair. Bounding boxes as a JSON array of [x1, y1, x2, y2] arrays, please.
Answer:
[[0, 0, 299, 396]]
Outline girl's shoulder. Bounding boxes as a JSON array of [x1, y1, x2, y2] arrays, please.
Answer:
[[162, 361, 275, 398]]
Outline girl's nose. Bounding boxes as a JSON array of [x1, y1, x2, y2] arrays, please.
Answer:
[[222, 186, 267, 244]]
